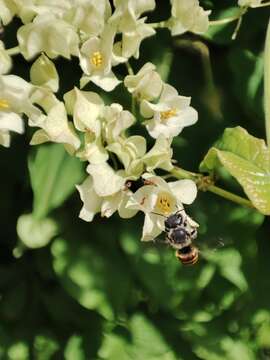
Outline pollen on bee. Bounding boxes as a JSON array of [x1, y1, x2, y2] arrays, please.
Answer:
[[160, 108, 177, 121], [91, 51, 103, 68], [0, 98, 10, 110]]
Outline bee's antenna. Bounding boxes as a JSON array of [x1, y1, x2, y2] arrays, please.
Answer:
[[150, 211, 167, 218]]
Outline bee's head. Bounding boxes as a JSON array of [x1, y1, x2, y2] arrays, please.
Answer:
[[164, 211, 184, 231]]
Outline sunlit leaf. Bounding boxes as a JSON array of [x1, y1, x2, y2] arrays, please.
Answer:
[[64, 336, 84, 360], [52, 236, 132, 319], [28, 144, 83, 219], [200, 127, 270, 214]]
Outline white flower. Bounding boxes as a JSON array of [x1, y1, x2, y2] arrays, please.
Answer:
[[30, 53, 59, 92], [65, 87, 104, 134], [0, 74, 36, 146], [169, 0, 211, 36], [77, 163, 138, 221], [17, 13, 79, 60], [76, 176, 102, 221], [102, 103, 135, 144], [0, 40, 12, 74], [64, 0, 111, 38], [77, 133, 108, 164], [27, 86, 59, 126], [0, 0, 17, 25], [0, 110, 24, 147], [124, 62, 163, 101], [101, 189, 137, 219], [14, 0, 71, 24], [113, 17, 155, 61], [238, 0, 262, 7], [107, 134, 174, 177], [126, 174, 197, 241], [110, 0, 156, 33], [142, 135, 173, 172], [141, 84, 198, 139], [107, 135, 146, 177], [79, 24, 120, 91], [87, 162, 126, 197], [30, 102, 80, 154], [64, 87, 108, 163]]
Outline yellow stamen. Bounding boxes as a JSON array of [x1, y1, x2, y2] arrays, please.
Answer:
[[160, 108, 177, 121], [0, 98, 9, 110], [156, 193, 173, 215], [91, 51, 103, 69]]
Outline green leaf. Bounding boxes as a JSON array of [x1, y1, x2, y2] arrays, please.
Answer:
[[7, 342, 29, 360], [228, 49, 264, 118], [200, 127, 270, 215], [28, 144, 83, 219], [51, 236, 132, 320], [206, 248, 248, 292], [195, 337, 255, 360], [64, 336, 84, 360], [33, 334, 59, 360], [98, 333, 131, 360], [129, 314, 177, 360], [17, 213, 57, 249]]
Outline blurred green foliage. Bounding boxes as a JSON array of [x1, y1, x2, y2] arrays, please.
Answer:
[[1, 1, 270, 359]]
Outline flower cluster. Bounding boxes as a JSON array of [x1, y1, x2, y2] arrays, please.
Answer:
[[0, 0, 209, 241]]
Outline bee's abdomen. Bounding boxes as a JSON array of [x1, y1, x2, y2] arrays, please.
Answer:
[[176, 246, 199, 266]]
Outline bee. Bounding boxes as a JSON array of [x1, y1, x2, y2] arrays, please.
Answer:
[[163, 209, 199, 266]]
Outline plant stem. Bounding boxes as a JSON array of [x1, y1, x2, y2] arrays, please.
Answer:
[[125, 61, 134, 76], [232, 14, 244, 40], [6, 46, 20, 56], [170, 167, 200, 181], [209, 15, 240, 26], [125, 62, 136, 117], [149, 21, 168, 29], [264, 18, 270, 146], [206, 185, 254, 209], [170, 167, 255, 209]]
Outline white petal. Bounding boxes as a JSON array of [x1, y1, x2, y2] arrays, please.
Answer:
[[76, 176, 102, 222], [0, 112, 24, 134], [126, 185, 158, 213], [101, 192, 122, 218], [90, 71, 121, 91], [142, 213, 163, 241], [30, 53, 59, 92], [168, 179, 197, 205], [118, 191, 138, 218], [87, 162, 126, 196], [73, 88, 101, 134]]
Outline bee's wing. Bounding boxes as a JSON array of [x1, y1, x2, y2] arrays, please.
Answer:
[[194, 236, 228, 255]]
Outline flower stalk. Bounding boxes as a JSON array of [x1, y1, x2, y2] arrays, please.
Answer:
[[170, 167, 255, 210], [6, 46, 20, 56]]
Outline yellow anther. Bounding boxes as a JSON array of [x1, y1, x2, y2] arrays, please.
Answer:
[[0, 98, 9, 110], [91, 51, 103, 69], [156, 193, 173, 215], [160, 108, 177, 121]]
